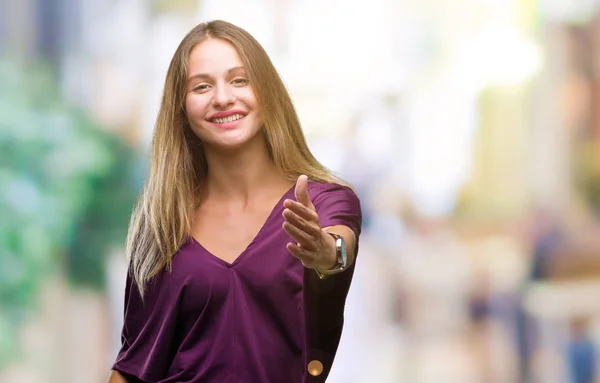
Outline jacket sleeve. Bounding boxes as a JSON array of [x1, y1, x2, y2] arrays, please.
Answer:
[[303, 182, 362, 382]]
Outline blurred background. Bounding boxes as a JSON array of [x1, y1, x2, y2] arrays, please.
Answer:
[[3, 0, 600, 382]]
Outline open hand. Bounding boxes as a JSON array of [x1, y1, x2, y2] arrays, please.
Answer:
[[282, 175, 336, 270]]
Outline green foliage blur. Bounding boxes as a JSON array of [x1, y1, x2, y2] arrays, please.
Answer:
[[0, 59, 140, 367]]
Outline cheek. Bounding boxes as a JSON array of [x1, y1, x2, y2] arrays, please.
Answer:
[[253, 109, 263, 128], [245, 88, 259, 109], [241, 91, 260, 120], [185, 95, 209, 122]]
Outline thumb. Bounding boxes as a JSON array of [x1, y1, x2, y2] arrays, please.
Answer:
[[294, 175, 313, 208]]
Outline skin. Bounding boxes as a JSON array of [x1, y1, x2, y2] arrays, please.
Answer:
[[107, 37, 355, 383], [106, 371, 127, 383], [185, 38, 263, 152], [283, 174, 357, 272]]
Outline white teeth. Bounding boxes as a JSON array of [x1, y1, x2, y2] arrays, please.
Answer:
[[213, 114, 244, 124]]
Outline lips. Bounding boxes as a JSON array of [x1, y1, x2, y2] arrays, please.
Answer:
[[211, 113, 245, 124], [208, 109, 247, 122]]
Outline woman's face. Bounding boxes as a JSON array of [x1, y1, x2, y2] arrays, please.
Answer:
[[185, 38, 262, 150]]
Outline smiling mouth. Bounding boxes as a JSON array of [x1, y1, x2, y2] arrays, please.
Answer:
[[211, 113, 245, 124]]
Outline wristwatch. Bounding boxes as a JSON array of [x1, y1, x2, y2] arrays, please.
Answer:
[[314, 232, 347, 279]]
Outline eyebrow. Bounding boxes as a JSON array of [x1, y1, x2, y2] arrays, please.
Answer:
[[188, 66, 246, 81]]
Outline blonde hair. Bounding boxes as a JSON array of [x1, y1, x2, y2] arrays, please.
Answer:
[[126, 20, 345, 298]]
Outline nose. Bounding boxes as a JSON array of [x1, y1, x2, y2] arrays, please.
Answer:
[[212, 82, 236, 108]]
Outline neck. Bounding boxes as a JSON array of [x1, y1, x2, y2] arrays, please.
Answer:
[[201, 135, 292, 203]]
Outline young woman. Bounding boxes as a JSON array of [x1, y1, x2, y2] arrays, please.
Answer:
[[106, 20, 361, 383]]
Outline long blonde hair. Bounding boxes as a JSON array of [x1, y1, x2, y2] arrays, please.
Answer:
[[126, 20, 345, 298]]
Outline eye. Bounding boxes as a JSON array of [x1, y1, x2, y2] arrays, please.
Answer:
[[193, 84, 211, 92], [231, 78, 248, 86]]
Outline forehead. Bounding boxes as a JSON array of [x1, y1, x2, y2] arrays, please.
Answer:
[[188, 38, 244, 74]]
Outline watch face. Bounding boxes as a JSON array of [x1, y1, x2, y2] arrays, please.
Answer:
[[327, 232, 347, 270], [337, 237, 347, 267]]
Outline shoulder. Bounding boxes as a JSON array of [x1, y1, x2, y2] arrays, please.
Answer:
[[308, 181, 362, 235], [307, 181, 360, 204]]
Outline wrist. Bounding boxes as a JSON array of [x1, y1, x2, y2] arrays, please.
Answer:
[[313, 231, 347, 278], [319, 231, 338, 270]]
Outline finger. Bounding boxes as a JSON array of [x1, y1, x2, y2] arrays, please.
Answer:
[[283, 199, 318, 221], [294, 175, 313, 208], [282, 208, 321, 235], [282, 221, 316, 249], [287, 242, 316, 267], [282, 222, 317, 250]]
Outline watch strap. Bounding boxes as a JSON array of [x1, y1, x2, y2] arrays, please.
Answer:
[[314, 232, 347, 279]]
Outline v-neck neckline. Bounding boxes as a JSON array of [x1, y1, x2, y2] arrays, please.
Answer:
[[190, 184, 296, 268]]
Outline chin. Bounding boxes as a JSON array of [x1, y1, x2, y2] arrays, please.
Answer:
[[192, 123, 264, 151], [208, 134, 260, 151]]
